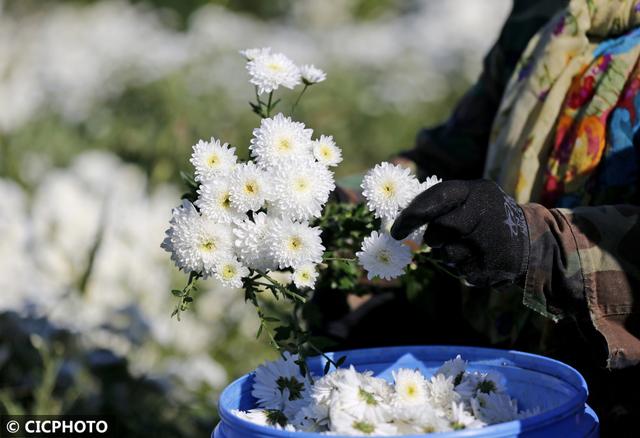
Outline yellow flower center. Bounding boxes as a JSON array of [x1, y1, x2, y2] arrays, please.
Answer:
[[267, 62, 284, 72], [220, 192, 232, 209], [381, 180, 396, 198], [207, 153, 219, 167], [293, 177, 309, 192], [320, 145, 332, 158], [277, 137, 292, 151], [201, 240, 216, 251], [406, 385, 416, 396], [376, 250, 391, 265], [288, 236, 303, 251], [221, 264, 236, 280], [244, 180, 258, 195]]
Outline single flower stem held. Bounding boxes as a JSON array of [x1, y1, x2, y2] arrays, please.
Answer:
[[291, 85, 308, 115]]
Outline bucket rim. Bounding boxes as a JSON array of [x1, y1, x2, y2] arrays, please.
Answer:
[[218, 345, 591, 437]]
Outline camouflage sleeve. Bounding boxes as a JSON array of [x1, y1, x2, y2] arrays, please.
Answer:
[[399, 0, 566, 179], [521, 203, 640, 369]]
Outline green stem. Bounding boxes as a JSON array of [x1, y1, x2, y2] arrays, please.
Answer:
[[425, 257, 462, 281], [324, 257, 356, 262], [291, 85, 308, 115], [266, 92, 274, 117], [257, 271, 307, 303]]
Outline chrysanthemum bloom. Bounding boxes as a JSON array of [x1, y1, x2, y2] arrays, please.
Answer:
[[393, 405, 451, 434], [312, 135, 342, 167], [361, 162, 422, 221], [330, 409, 398, 436], [239, 47, 271, 61], [270, 158, 335, 221], [251, 352, 310, 419], [425, 374, 461, 412], [292, 263, 318, 289], [214, 257, 249, 289], [232, 212, 277, 271], [392, 368, 428, 407], [229, 162, 269, 212], [232, 409, 294, 430], [250, 113, 314, 169], [299, 64, 326, 85], [161, 200, 233, 276], [356, 231, 412, 280], [450, 401, 486, 430], [267, 218, 324, 269], [196, 179, 246, 224], [247, 51, 301, 95], [189, 138, 237, 182], [436, 355, 468, 384], [471, 392, 519, 425], [331, 367, 394, 424], [473, 371, 506, 395]]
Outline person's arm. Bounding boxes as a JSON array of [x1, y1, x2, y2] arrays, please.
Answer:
[[399, 0, 566, 179], [391, 180, 640, 369], [522, 203, 640, 369]]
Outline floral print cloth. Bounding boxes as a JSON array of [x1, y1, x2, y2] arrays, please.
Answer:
[[485, 0, 640, 207]]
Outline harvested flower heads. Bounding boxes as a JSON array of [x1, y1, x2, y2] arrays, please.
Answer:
[[233, 354, 537, 435]]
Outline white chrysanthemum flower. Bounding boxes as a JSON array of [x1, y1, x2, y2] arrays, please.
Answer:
[[292, 403, 329, 432], [331, 367, 394, 424], [240, 47, 271, 61], [518, 406, 542, 419], [425, 374, 461, 412], [233, 212, 277, 271], [361, 162, 422, 221], [436, 355, 468, 383], [247, 51, 301, 95], [249, 113, 314, 169], [473, 371, 506, 395], [161, 200, 234, 276], [267, 219, 324, 269], [190, 138, 237, 182], [392, 368, 428, 407], [311, 367, 353, 406], [292, 263, 318, 289], [422, 174, 443, 191], [229, 162, 269, 212], [450, 401, 486, 430], [330, 410, 398, 436], [196, 179, 246, 224], [251, 352, 310, 419], [300, 64, 326, 85], [312, 135, 342, 167], [453, 372, 480, 401], [471, 392, 519, 425], [214, 257, 249, 289], [393, 405, 451, 435], [356, 231, 412, 280], [232, 409, 294, 430], [270, 159, 335, 221]]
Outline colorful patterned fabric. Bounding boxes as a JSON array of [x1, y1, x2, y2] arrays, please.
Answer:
[[485, 0, 640, 206]]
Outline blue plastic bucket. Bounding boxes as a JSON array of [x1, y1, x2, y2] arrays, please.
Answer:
[[214, 345, 599, 437]]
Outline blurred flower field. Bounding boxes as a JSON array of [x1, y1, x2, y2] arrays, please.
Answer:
[[0, 0, 509, 435]]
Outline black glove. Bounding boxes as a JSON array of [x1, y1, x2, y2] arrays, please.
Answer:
[[390, 180, 529, 288]]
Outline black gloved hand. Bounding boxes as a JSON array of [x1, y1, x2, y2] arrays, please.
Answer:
[[390, 180, 529, 288]]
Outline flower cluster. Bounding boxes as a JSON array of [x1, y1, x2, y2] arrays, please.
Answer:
[[357, 162, 441, 281], [234, 354, 538, 435], [162, 49, 334, 293]]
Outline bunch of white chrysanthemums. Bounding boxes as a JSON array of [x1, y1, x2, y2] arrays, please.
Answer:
[[162, 48, 337, 290], [234, 353, 539, 435], [162, 47, 442, 292], [357, 163, 441, 280]]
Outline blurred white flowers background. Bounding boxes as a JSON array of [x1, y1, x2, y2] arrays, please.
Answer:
[[0, 0, 509, 434]]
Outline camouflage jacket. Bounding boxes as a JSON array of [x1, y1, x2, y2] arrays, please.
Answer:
[[402, 0, 640, 369]]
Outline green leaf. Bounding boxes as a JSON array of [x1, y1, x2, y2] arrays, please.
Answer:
[[336, 356, 347, 367], [323, 360, 331, 375], [171, 289, 183, 297]]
